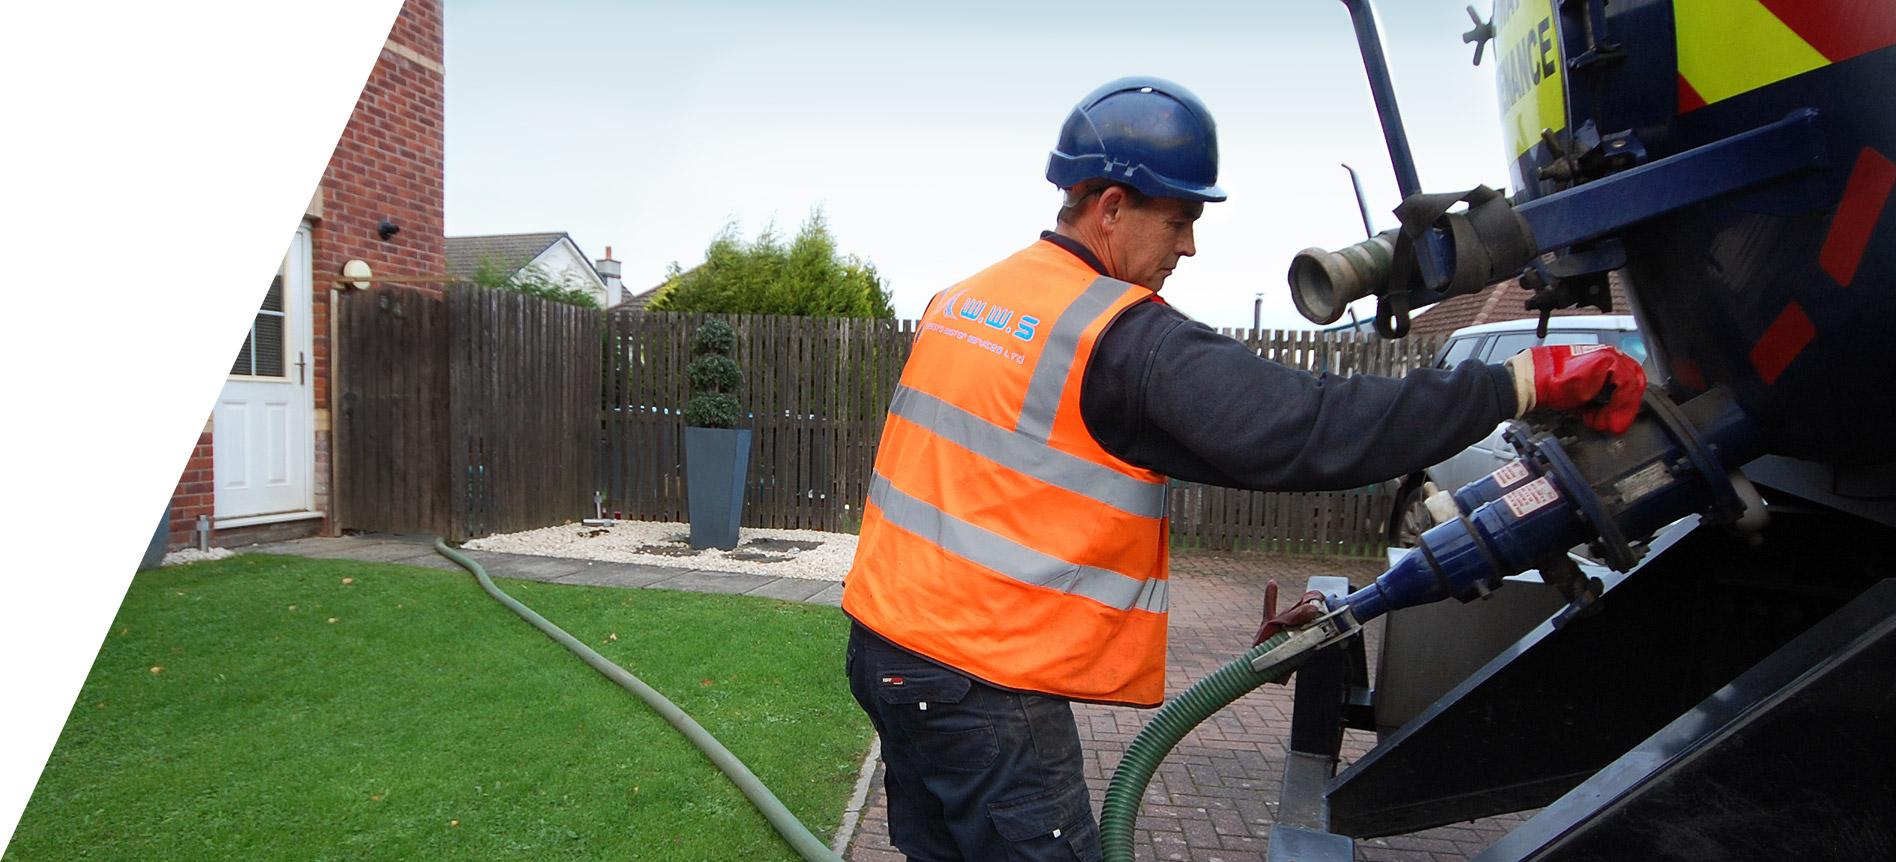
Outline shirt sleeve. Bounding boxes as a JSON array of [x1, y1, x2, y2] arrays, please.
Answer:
[[1079, 301, 1520, 491]]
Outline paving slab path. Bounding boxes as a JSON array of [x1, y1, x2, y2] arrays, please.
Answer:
[[248, 533, 845, 605], [247, 535, 1525, 860]]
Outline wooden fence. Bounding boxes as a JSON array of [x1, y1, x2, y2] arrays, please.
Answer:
[[600, 311, 1443, 557], [601, 311, 914, 532], [335, 285, 600, 540], [1165, 327, 1442, 556], [337, 293, 1442, 555]]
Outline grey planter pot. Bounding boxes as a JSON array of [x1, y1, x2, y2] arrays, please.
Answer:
[[684, 426, 751, 550]]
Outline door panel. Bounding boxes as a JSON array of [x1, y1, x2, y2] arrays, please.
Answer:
[[215, 390, 302, 514], [215, 226, 314, 519]]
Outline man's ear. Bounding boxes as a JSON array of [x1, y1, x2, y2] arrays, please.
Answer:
[[1097, 185, 1129, 230]]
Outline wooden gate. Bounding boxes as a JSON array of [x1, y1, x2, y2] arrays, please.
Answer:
[[335, 285, 601, 540], [334, 287, 453, 536], [448, 287, 601, 538]]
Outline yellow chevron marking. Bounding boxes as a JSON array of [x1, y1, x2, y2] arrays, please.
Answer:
[[1676, 0, 1828, 106]]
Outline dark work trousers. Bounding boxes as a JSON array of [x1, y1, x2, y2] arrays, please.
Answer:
[[845, 621, 1101, 861]]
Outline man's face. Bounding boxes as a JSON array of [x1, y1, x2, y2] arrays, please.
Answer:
[[1109, 194, 1203, 291]]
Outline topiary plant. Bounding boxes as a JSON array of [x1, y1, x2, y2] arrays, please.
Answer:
[[684, 320, 742, 428]]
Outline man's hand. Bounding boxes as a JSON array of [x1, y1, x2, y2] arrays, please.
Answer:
[[1505, 345, 1647, 434], [1254, 580, 1329, 645]]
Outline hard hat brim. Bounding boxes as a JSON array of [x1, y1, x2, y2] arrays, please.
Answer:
[[1129, 166, 1227, 203], [1047, 153, 1228, 203]]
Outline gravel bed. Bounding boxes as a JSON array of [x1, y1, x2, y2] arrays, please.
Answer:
[[161, 547, 235, 567], [463, 521, 857, 582]]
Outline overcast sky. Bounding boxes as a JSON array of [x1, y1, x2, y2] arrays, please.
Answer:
[[443, 0, 1509, 330]]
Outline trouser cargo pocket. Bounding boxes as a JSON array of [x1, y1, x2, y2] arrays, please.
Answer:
[[989, 781, 1100, 861], [874, 663, 999, 772]]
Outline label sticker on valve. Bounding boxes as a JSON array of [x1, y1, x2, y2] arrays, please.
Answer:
[[1501, 476, 1561, 518], [1489, 461, 1531, 489]]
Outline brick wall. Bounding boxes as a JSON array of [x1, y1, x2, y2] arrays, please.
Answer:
[[312, 0, 447, 412], [165, 0, 445, 551], [165, 426, 215, 548]]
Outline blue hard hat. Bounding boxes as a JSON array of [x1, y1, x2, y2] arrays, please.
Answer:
[[1046, 76, 1226, 203]]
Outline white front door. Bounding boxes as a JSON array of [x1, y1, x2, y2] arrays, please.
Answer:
[[214, 225, 315, 520]]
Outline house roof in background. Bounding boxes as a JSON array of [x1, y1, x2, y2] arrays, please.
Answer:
[[616, 287, 659, 310], [445, 232, 569, 280], [613, 263, 703, 310], [1405, 275, 1631, 338]]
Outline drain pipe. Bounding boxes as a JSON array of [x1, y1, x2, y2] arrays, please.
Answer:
[[433, 539, 844, 862]]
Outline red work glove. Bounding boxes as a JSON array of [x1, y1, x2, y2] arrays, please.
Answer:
[[1254, 580, 1329, 646], [1505, 345, 1647, 434]]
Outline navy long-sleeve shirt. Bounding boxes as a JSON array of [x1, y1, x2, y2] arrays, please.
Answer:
[[1043, 233, 1520, 491]]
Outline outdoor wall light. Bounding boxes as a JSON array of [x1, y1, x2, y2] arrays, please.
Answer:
[[377, 219, 401, 240], [342, 259, 373, 291]]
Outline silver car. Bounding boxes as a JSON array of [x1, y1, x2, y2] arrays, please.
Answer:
[[1387, 315, 1651, 546]]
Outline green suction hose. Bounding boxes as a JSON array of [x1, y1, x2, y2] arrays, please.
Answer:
[[433, 539, 844, 862], [1099, 630, 1305, 862]]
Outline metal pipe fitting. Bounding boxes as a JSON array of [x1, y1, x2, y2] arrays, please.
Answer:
[[1288, 229, 1397, 325]]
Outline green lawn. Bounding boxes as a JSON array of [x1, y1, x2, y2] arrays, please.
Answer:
[[6, 554, 872, 861]]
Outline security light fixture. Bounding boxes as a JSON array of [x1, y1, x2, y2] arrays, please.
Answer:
[[341, 259, 372, 290]]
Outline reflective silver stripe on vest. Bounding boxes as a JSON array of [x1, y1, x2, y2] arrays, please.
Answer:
[[869, 473, 1168, 614], [889, 385, 1165, 519], [1014, 276, 1135, 441]]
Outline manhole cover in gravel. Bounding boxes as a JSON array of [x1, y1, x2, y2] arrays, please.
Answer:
[[633, 544, 699, 557], [741, 538, 823, 552], [726, 551, 794, 562]]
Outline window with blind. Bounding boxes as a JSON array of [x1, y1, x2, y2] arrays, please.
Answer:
[[231, 270, 288, 378]]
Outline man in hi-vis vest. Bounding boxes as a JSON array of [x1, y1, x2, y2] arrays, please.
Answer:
[[841, 77, 1645, 861]]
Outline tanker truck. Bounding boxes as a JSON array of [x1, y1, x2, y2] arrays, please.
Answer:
[[1100, 2, 1896, 860]]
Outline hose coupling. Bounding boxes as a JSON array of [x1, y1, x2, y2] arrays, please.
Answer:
[[1249, 604, 1362, 673]]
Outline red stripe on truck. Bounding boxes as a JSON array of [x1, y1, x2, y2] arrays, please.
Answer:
[[1819, 147, 1895, 287], [1758, 0, 1896, 63], [1750, 302, 1816, 386]]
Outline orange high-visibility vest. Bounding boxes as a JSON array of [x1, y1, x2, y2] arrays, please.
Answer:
[[842, 240, 1171, 707]]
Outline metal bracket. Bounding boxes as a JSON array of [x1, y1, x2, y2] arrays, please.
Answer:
[[1388, 109, 1828, 319], [1516, 109, 1828, 251], [1562, 0, 1624, 72]]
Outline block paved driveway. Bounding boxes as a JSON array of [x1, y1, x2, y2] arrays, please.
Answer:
[[842, 551, 1528, 862]]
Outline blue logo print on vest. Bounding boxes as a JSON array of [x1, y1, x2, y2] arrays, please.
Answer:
[[940, 288, 1039, 342]]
